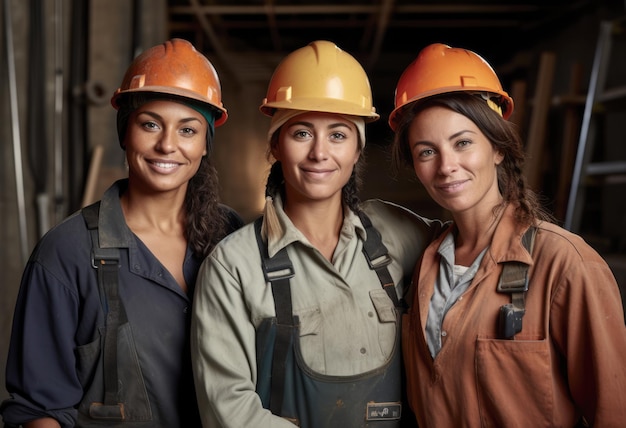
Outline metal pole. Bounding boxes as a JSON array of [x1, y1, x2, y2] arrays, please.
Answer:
[[54, 0, 66, 223], [4, 0, 29, 264], [564, 21, 612, 231]]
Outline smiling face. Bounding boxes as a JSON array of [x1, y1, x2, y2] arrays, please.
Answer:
[[408, 105, 503, 218], [271, 111, 360, 206], [124, 99, 208, 195]]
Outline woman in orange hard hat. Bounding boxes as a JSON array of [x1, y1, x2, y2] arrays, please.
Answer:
[[191, 40, 442, 428], [391, 43, 626, 427], [1, 39, 243, 428]]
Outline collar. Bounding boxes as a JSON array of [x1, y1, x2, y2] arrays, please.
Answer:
[[97, 179, 136, 249], [263, 193, 365, 258]]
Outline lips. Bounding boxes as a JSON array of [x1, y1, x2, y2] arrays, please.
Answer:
[[301, 167, 334, 178], [436, 179, 468, 193]]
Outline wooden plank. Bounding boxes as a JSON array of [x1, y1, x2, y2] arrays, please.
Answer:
[[554, 62, 583, 221], [523, 52, 556, 191], [508, 79, 527, 130]]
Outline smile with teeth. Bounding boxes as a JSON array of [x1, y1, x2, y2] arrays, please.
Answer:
[[152, 161, 179, 169]]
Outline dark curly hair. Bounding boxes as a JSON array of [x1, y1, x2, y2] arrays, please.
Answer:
[[391, 92, 553, 226], [185, 156, 228, 258]]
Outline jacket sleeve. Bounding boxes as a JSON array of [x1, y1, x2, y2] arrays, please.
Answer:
[[1, 259, 82, 428], [191, 250, 297, 428], [549, 249, 626, 426]]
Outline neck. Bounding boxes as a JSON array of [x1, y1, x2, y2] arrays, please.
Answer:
[[452, 203, 504, 266], [284, 196, 344, 261], [121, 186, 186, 234]]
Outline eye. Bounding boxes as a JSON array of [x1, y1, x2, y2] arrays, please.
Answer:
[[456, 139, 472, 149], [142, 121, 160, 131], [329, 131, 347, 142], [419, 148, 435, 158], [292, 129, 313, 140], [180, 127, 197, 136], [412, 143, 435, 160]]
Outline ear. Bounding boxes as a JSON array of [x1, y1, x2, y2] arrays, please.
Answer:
[[352, 148, 361, 166], [270, 144, 281, 162], [494, 150, 504, 165]]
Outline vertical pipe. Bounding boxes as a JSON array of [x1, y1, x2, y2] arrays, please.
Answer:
[[4, 0, 29, 264], [53, 0, 65, 223]]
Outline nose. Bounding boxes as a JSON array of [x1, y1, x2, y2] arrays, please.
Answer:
[[155, 129, 177, 153], [438, 150, 458, 175], [308, 136, 329, 161]]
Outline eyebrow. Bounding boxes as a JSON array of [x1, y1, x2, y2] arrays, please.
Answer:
[[448, 129, 476, 140], [287, 120, 355, 131], [412, 129, 477, 147], [135, 110, 203, 124]]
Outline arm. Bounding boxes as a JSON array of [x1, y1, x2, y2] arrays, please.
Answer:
[[24, 418, 62, 428], [2, 244, 88, 427], [191, 252, 296, 428], [550, 253, 626, 426]]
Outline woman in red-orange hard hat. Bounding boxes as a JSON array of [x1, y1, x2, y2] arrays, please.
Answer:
[[390, 43, 626, 427], [1, 39, 243, 428]]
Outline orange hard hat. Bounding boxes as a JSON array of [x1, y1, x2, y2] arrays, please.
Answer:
[[260, 40, 379, 121], [389, 43, 513, 130], [111, 38, 228, 127]]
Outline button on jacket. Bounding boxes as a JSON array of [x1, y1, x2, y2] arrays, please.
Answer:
[[1, 179, 240, 427], [191, 196, 441, 428], [403, 203, 626, 427]]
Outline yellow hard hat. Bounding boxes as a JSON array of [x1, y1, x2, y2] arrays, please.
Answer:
[[260, 40, 379, 122]]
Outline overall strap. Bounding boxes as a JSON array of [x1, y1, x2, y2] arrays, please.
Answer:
[[82, 202, 126, 419], [254, 218, 295, 416], [496, 226, 537, 339], [357, 211, 399, 307]]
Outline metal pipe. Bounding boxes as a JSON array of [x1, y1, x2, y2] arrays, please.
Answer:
[[3, 0, 29, 264], [53, 0, 66, 223]]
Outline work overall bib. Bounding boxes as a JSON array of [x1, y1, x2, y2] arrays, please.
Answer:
[[254, 215, 407, 427], [77, 202, 153, 426]]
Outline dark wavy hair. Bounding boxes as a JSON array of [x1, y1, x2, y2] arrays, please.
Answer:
[[266, 130, 363, 213], [116, 92, 227, 259], [186, 156, 227, 258], [391, 92, 553, 226]]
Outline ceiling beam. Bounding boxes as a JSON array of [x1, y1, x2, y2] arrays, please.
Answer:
[[170, 4, 541, 15]]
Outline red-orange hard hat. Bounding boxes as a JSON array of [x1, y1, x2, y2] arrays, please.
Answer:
[[111, 38, 228, 126], [389, 43, 513, 131]]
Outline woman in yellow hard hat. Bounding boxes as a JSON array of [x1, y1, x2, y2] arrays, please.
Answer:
[[1, 39, 243, 428], [191, 40, 442, 428], [390, 43, 626, 427]]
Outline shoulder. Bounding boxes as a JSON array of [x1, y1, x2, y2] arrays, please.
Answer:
[[218, 203, 245, 233], [534, 221, 607, 264], [530, 221, 618, 292], [31, 210, 91, 262], [359, 200, 445, 266], [208, 220, 259, 263], [360, 199, 444, 235]]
